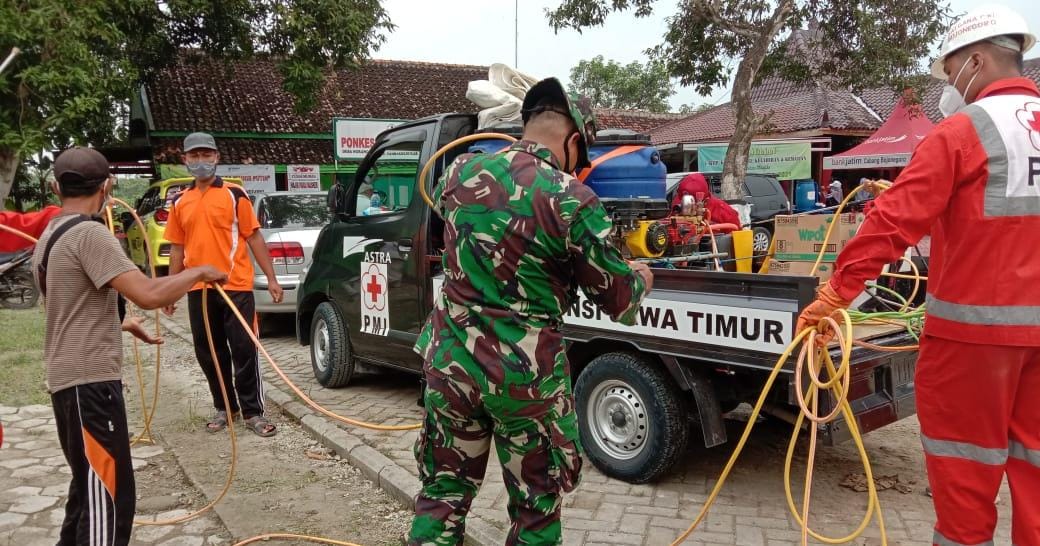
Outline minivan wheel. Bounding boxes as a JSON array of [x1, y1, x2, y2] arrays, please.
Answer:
[[310, 302, 355, 388], [752, 226, 771, 253]]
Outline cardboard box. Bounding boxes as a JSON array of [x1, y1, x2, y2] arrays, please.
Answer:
[[766, 260, 835, 283], [773, 213, 864, 262]]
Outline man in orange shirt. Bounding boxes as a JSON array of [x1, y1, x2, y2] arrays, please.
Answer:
[[163, 132, 283, 437]]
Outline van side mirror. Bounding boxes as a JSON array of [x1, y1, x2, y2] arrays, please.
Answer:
[[327, 183, 346, 219]]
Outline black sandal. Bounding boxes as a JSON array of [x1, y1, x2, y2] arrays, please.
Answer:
[[206, 410, 237, 433], [243, 415, 277, 437]]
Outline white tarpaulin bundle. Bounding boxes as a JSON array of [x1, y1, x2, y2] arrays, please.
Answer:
[[466, 63, 540, 129]]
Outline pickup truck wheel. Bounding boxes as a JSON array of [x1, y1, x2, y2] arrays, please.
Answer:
[[575, 352, 689, 483], [310, 302, 355, 388]]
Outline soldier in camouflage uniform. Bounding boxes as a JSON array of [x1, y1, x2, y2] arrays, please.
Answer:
[[408, 77, 653, 546]]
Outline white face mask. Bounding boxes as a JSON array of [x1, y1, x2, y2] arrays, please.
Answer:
[[97, 180, 113, 217], [939, 55, 983, 118]]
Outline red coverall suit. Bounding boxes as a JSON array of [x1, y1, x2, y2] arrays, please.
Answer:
[[828, 77, 1040, 546]]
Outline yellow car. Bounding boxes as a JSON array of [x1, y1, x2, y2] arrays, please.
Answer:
[[123, 177, 243, 275]]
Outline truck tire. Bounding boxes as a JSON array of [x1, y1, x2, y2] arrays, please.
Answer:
[[310, 302, 355, 388], [575, 352, 689, 483]]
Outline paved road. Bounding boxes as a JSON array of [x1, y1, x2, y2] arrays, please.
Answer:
[[170, 311, 1013, 546], [0, 404, 229, 546]]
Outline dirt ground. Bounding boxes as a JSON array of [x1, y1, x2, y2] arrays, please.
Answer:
[[123, 323, 412, 545]]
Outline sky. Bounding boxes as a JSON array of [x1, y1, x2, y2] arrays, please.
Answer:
[[373, 0, 1040, 111]]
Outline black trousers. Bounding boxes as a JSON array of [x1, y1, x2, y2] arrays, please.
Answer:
[[187, 289, 265, 418], [52, 381, 135, 546]]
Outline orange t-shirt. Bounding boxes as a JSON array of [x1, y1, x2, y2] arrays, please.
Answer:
[[164, 178, 260, 291]]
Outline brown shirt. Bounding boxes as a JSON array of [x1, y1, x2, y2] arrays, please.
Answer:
[[32, 213, 138, 393]]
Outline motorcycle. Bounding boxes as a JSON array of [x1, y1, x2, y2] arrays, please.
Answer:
[[0, 248, 39, 309]]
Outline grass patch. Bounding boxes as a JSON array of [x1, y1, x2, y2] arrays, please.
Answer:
[[0, 306, 49, 406]]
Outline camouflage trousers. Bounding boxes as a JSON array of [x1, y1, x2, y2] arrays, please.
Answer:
[[407, 335, 583, 546]]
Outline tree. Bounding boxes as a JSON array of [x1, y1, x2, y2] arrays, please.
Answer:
[[0, 0, 393, 205], [569, 55, 675, 112], [678, 102, 715, 115], [549, 0, 949, 200], [7, 153, 55, 212]]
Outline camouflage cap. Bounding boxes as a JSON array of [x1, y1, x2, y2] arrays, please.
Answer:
[[522, 78, 598, 170]]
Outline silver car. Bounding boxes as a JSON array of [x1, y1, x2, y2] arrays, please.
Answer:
[[251, 191, 327, 314]]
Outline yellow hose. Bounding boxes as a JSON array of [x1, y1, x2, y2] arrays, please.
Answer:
[[671, 178, 935, 545], [0, 222, 38, 243], [809, 181, 891, 276], [232, 534, 362, 546], [417, 132, 519, 210], [109, 197, 163, 446], [669, 309, 889, 545], [212, 284, 420, 432], [135, 285, 238, 526]]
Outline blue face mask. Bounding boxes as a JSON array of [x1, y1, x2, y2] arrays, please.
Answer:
[[187, 161, 217, 179]]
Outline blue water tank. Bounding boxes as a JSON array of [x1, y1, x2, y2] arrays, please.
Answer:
[[467, 123, 523, 155], [585, 130, 669, 220], [793, 179, 822, 212]]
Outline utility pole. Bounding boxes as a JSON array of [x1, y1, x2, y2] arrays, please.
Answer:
[[514, 0, 518, 68]]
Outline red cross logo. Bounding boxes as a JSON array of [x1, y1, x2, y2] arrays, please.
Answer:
[[1016, 102, 1040, 152], [362, 264, 387, 311], [365, 276, 381, 302]]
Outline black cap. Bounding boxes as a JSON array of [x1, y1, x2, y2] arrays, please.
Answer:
[[54, 147, 110, 185], [521, 78, 598, 170]]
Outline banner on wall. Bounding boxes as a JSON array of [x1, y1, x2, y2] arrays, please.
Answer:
[[697, 142, 811, 180], [287, 165, 321, 191], [216, 165, 276, 195], [161, 164, 276, 196]]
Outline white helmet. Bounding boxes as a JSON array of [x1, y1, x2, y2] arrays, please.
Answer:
[[930, 4, 1036, 79]]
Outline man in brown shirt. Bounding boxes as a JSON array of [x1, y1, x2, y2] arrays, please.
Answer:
[[34, 147, 226, 546]]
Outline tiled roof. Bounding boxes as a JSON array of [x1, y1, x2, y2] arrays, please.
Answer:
[[650, 87, 880, 145], [152, 137, 333, 165], [650, 57, 1040, 146], [750, 76, 813, 102], [859, 57, 1040, 123], [146, 53, 488, 134], [593, 108, 683, 133], [145, 53, 682, 163]]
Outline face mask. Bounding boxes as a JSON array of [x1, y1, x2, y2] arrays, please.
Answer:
[[939, 55, 983, 118], [187, 161, 217, 179], [97, 180, 112, 216]]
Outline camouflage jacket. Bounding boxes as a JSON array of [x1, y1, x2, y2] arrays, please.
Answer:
[[414, 140, 647, 372]]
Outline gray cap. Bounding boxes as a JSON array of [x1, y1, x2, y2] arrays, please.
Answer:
[[54, 147, 110, 185], [183, 132, 217, 152]]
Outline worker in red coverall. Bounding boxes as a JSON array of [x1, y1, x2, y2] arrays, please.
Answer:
[[0, 206, 61, 251], [797, 6, 1040, 546], [670, 172, 741, 227]]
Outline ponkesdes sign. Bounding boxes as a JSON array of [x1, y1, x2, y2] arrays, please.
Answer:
[[698, 142, 811, 180], [334, 118, 413, 160]]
